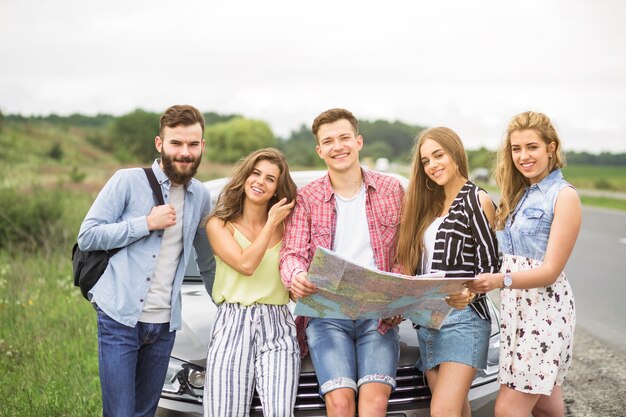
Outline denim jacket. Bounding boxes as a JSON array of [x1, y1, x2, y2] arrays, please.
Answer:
[[77, 160, 215, 331], [497, 169, 574, 261]]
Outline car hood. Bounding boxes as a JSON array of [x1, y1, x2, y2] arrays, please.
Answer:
[[173, 283, 421, 372]]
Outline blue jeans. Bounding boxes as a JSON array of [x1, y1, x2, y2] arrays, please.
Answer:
[[306, 318, 399, 396], [96, 307, 176, 417]]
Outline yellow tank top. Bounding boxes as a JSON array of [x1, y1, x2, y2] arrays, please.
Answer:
[[211, 225, 289, 306]]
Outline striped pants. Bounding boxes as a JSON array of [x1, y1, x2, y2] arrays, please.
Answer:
[[203, 303, 300, 417]]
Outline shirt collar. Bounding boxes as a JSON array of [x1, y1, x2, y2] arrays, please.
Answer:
[[532, 169, 563, 194], [152, 159, 168, 184], [321, 167, 376, 202]]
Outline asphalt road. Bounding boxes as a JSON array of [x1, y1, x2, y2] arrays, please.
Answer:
[[547, 205, 626, 416], [566, 205, 626, 350]]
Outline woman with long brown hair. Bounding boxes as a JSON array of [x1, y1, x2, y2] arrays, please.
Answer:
[[203, 148, 300, 417], [397, 127, 499, 417], [467, 112, 580, 417]]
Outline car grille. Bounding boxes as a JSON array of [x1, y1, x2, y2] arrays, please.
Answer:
[[250, 365, 430, 412]]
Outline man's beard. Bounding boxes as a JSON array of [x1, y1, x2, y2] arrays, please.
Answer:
[[160, 150, 202, 186]]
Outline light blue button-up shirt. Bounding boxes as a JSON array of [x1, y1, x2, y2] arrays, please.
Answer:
[[497, 169, 574, 261], [77, 160, 214, 331]]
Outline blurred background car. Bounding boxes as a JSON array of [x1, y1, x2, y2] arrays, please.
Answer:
[[156, 170, 500, 417], [470, 167, 491, 183]]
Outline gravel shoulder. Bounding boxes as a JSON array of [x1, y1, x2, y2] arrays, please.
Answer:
[[563, 326, 626, 417]]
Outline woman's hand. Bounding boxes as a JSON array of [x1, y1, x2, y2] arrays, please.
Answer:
[[267, 198, 295, 228], [445, 288, 476, 309], [465, 273, 501, 294]]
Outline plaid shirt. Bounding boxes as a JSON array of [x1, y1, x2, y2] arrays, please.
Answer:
[[280, 169, 405, 288]]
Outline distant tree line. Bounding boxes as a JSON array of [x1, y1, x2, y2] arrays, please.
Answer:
[[5, 112, 115, 128], [279, 119, 427, 167], [564, 151, 626, 166], [3, 110, 625, 166]]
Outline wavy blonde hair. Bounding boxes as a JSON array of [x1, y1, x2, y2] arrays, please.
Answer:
[[494, 111, 565, 229], [212, 148, 297, 222], [396, 127, 469, 275]]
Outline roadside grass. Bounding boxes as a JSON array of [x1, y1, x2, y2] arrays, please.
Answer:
[[0, 250, 101, 417], [0, 181, 102, 417], [579, 195, 626, 212], [562, 164, 626, 192]]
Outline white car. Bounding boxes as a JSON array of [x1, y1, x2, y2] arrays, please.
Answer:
[[156, 170, 500, 417]]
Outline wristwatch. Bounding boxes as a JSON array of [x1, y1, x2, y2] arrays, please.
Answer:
[[502, 273, 513, 289]]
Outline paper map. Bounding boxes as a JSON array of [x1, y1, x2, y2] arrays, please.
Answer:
[[294, 247, 474, 329]]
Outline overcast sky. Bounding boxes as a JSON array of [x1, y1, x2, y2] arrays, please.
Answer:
[[1, 0, 625, 152]]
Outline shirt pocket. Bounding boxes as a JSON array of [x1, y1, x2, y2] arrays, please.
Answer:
[[377, 213, 401, 247], [311, 223, 332, 248], [515, 207, 545, 236], [444, 232, 466, 266]]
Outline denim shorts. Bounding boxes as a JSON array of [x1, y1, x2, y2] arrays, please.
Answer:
[[306, 318, 399, 395], [415, 306, 490, 372]]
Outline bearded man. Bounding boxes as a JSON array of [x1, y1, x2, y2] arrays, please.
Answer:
[[77, 104, 215, 417]]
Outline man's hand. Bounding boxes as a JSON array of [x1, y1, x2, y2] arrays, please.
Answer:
[[290, 272, 317, 299], [381, 315, 403, 327], [147, 204, 177, 231]]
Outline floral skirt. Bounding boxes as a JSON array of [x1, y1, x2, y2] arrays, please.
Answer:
[[499, 254, 576, 395]]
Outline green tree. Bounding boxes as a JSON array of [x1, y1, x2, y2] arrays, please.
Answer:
[[359, 141, 393, 160], [48, 142, 64, 160], [203, 111, 240, 125], [277, 124, 323, 168], [205, 117, 276, 163], [359, 120, 423, 160], [109, 109, 160, 162], [467, 147, 496, 170]]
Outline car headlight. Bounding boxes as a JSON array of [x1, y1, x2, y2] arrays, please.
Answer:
[[161, 357, 205, 402]]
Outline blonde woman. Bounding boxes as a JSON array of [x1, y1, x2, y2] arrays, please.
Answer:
[[203, 148, 300, 417], [396, 127, 499, 417], [467, 112, 580, 417]]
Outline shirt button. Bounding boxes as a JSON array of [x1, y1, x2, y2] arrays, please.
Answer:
[[158, 234, 163, 238], [152, 255, 156, 258], [140, 299, 144, 302], [147, 277, 151, 281]]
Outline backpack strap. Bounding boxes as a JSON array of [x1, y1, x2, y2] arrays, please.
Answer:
[[143, 167, 165, 206]]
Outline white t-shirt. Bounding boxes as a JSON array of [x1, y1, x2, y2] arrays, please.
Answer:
[[333, 184, 376, 269], [140, 184, 185, 323], [422, 216, 445, 274]]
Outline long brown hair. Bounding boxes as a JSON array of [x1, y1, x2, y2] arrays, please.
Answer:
[[494, 111, 565, 229], [396, 127, 469, 275], [212, 148, 297, 222]]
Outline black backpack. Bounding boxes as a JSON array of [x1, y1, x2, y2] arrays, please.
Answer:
[[72, 167, 165, 299]]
